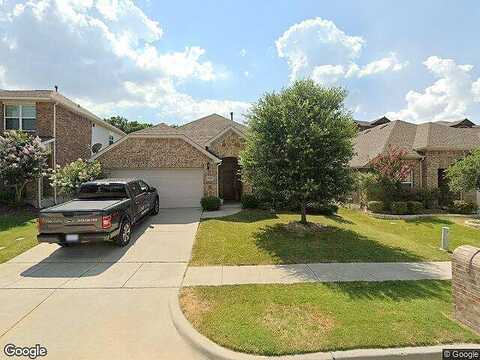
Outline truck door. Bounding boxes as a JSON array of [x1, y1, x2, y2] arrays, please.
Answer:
[[138, 180, 155, 211], [128, 181, 145, 222]]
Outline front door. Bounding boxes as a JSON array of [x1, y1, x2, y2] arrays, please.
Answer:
[[219, 157, 242, 201]]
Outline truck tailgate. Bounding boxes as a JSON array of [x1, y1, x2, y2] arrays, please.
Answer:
[[39, 212, 104, 234]]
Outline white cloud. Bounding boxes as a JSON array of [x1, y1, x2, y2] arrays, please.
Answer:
[[472, 78, 480, 102], [0, 0, 246, 122], [311, 64, 345, 85], [275, 17, 407, 84], [77, 79, 251, 122], [357, 53, 408, 77], [387, 56, 480, 122], [239, 48, 247, 57]]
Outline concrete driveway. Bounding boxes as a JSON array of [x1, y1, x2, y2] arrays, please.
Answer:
[[0, 208, 206, 360]]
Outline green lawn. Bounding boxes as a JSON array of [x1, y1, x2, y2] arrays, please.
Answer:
[[0, 210, 38, 263], [181, 281, 479, 355], [191, 208, 480, 265]]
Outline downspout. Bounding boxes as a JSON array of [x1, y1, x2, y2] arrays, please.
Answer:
[[216, 162, 221, 198], [53, 102, 57, 204]]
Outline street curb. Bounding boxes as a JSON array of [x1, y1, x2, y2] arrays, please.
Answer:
[[169, 291, 479, 360]]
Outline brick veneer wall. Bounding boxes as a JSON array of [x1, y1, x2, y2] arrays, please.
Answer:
[[36, 102, 54, 138], [55, 104, 92, 166], [208, 129, 245, 158], [452, 245, 480, 334], [96, 137, 218, 196], [421, 150, 470, 188]]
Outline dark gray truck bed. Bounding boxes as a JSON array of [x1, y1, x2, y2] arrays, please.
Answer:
[[41, 199, 128, 213]]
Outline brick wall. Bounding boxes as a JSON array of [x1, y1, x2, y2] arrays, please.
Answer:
[[422, 150, 469, 188], [452, 245, 480, 334], [55, 104, 92, 166], [208, 129, 245, 158], [36, 102, 54, 138], [96, 137, 218, 196]]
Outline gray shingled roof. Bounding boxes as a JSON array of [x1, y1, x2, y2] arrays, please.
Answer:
[[0, 90, 53, 98], [132, 123, 183, 136], [351, 120, 480, 168], [178, 114, 247, 146]]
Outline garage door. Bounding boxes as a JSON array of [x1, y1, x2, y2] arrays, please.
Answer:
[[108, 169, 204, 208]]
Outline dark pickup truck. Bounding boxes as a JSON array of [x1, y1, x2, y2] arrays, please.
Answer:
[[37, 179, 159, 247]]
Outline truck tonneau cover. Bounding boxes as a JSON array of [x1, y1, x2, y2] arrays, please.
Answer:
[[41, 199, 127, 213]]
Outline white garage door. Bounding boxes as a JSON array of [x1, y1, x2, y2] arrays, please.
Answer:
[[108, 168, 204, 208]]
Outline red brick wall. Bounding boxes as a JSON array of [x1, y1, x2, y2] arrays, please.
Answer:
[[452, 245, 480, 333], [36, 102, 54, 138], [55, 104, 92, 166]]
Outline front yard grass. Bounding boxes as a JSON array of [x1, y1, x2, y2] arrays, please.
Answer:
[[180, 281, 479, 355], [0, 207, 38, 263], [191, 208, 480, 265]]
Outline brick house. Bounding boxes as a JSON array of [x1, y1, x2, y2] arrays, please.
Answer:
[[93, 113, 247, 208], [351, 119, 480, 203], [0, 89, 125, 207]]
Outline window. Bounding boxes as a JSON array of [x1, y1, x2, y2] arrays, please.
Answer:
[[128, 182, 142, 197], [109, 135, 114, 145], [4, 105, 36, 131], [401, 169, 414, 189], [138, 181, 149, 193]]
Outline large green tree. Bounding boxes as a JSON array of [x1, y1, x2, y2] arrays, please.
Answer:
[[105, 116, 152, 134], [446, 148, 480, 193], [241, 79, 357, 224]]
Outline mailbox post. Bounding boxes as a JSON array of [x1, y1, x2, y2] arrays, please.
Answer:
[[440, 227, 449, 251]]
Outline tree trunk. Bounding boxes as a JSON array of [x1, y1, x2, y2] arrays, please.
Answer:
[[14, 183, 26, 204], [300, 201, 307, 224]]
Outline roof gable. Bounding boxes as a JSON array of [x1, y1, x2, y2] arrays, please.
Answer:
[[179, 114, 247, 146]]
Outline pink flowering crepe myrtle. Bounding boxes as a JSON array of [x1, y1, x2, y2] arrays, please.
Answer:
[[369, 145, 412, 182], [0, 131, 50, 203]]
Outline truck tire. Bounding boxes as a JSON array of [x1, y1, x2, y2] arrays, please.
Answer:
[[152, 197, 159, 215], [115, 218, 132, 247]]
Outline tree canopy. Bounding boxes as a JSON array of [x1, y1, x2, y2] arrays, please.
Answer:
[[446, 148, 480, 193], [0, 131, 50, 203], [105, 116, 152, 134], [240, 79, 357, 223]]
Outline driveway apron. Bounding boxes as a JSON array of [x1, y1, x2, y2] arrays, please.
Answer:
[[0, 208, 207, 360]]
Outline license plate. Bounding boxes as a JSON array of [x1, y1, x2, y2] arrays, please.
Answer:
[[65, 234, 79, 242]]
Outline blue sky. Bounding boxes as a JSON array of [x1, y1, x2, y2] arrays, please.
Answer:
[[0, 0, 479, 125]]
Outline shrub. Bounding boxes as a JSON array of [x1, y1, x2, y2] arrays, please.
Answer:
[[367, 201, 384, 213], [0, 131, 50, 203], [391, 201, 408, 215], [0, 189, 15, 204], [200, 196, 221, 211], [241, 194, 259, 209], [50, 159, 103, 195], [407, 201, 424, 214], [415, 188, 439, 209], [306, 202, 338, 215], [448, 200, 477, 214]]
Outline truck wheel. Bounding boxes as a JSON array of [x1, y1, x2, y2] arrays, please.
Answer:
[[152, 198, 159, 215], [115, 218, 132, 247]]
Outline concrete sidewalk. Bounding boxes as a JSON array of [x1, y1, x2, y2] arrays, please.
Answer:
[[183, 261, 451, 286]]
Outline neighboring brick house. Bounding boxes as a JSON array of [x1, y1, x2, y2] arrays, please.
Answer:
[[0, 89, 125, 207], [94, 113, 247, 208], [351, 120, 480, 203]]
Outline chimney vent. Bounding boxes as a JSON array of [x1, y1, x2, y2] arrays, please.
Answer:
[[230, 112, 233, 121]]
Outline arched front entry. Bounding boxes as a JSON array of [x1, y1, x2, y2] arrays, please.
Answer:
[[219, 157, 242, 201]]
